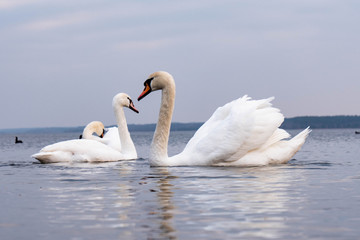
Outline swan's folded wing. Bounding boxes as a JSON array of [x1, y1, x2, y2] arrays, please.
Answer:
[[181, 96, 284, 165], [226, 101, 285, 162], [181, 96, 253, 164], [34, 139, 125, 163], [102, 127, 122, 151], [40, 139, 92, 152]]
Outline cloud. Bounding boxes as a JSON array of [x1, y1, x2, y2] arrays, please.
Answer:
[[0, 0, 44, 9], [15, 0, 235, 31], [20, 11, 97, 31], [2, 0, 360, 128], [114, 37, 181, 51]]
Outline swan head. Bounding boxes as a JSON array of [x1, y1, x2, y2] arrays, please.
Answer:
[[83, 121, 105, 139], [138, 71, 175, 101], [113, 93, 139, 113]]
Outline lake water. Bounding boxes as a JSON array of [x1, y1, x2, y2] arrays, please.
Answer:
[[1, 129, 359, 240]]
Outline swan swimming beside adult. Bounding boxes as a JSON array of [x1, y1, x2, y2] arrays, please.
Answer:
[[80, 121, 105, 140], [104, 92, 138, 157], [137, 71, 310, 167], [32, 93, 139, 163], [79, 121, 121, 152]]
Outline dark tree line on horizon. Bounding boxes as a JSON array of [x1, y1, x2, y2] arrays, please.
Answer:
[[128, 116, 360, 131], [127, 116, 360, 131], [1, 116, 360, 134], [280, 116, 360, 129]]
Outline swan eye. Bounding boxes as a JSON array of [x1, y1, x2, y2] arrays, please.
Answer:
[[145, 77, 154, 86], [142, 78, 153, 90], [127, 97, 133, 105]]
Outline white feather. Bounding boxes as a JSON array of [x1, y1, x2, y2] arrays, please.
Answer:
[[32, 139, 125, 163], [32, 93, 138, 163], [140, 71, 310, 167]]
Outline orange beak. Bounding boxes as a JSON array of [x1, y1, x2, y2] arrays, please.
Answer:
[[138, 83, 152, 101], [129, 101, 139, 113]]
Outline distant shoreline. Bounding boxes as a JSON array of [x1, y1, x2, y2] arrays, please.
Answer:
[[1, 116, 360, 134]]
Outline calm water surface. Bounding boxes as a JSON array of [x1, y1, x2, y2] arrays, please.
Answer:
[[1, 129, 359, 240]]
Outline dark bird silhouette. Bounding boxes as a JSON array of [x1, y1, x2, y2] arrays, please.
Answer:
[[15, 136, 23, 144]]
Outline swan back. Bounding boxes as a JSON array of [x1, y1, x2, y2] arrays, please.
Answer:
[[102, 127, 122, 152], [176, 96, 283, 165], [32, 139, 125, 163]]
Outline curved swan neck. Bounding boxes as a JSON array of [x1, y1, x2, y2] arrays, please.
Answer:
[[113, 105, 135, 155], [150, 80, 175, 165], [82, 125, 97, 140]]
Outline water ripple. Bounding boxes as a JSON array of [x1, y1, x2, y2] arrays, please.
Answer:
[[1, 129, 360, 239]]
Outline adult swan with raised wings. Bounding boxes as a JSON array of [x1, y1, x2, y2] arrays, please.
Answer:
[[138, 71, 310, 167]]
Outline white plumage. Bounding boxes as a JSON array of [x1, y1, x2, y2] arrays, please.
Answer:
[[101, 127, 122, 152], [81, 122, 122, 152], [32, 93, 138, 163], [31, 139, 125, 163], [138, 71, 310, 167]]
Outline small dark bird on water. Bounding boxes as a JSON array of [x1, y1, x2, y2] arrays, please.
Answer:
[[15, 136, 23, 144]]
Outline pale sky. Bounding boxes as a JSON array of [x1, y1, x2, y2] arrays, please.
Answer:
[[1, 0, 359, 129]]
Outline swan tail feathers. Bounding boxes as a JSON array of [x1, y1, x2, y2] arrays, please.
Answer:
[[257, 96, 275, 109], [32, 152, 49, 159], [260, 128, 291, 150], [290, 127, 311, 150], [279, 126, 311, 161], [31, 152, 58, 164]]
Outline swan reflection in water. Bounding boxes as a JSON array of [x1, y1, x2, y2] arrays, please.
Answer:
[[135, 164, 306, 239], [40, 161, 306, 239], [140, 168, 178, 240]]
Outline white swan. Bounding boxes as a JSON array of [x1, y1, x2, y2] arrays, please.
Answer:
[[80, 121, 105, 140], [107, 92, 138, 158], [83, 93, 138, 157], [32, 93, 138, 163], [81, 92, 139, 155], [101, 127, 122, 151], [137, 71, 311, 167], [80, 121, 122, 152]]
